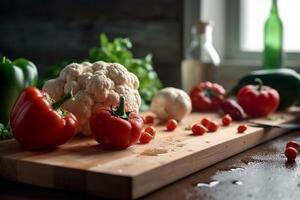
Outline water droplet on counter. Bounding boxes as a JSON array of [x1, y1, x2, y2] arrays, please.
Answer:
[[219, 167, 244, 172], [232, 180, 243, 185], [195, 180, 219, 188], [241, 159, 256, 165]]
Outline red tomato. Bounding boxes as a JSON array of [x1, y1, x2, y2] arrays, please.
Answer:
[[90, 97, 144, 150], [284, 147, 298, 162], [190, 81, 226, 111], [201, 117, 211, 128], [237, 124, 247, 133], [192, 124, 208, 135], [144, 115, 155, 124], [286, 141, 300, 150], [206, 121, 219, 132], [139, 132, 153, 144], [222, 114, 232, 126], [144, 126, 156, 137], [237, 80, 280, 117], [166, 119, 177, 131]]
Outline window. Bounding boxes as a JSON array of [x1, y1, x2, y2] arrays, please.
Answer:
[[226, 0, 300, 65], [240, 0, 300, 52]]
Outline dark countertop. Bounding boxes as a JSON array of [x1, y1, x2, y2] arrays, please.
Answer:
[[1, 130, 300, 200]]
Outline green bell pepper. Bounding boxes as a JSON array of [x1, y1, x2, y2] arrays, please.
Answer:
[[0, 57, 38, 124], [228, 68, 300, 110]]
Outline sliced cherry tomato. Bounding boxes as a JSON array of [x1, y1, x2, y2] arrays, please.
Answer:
[[144, 115, 155, 124], [286, 141, 300, 150], [206, 121, 219, 132], [284, 147, 298, 162], [201, 117, 211, 128], [144, 126, 156, 137], [166, 119, 177, 131], [192, 123, 207, 135], [139, 132, 153, 144], [222, 114, 232, 126], [237, 124, 247, 133]]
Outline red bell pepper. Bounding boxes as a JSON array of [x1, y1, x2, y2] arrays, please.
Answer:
[[190, 81, 226, 111], [237, 79, 280, 117], [90, 96, 144, 150], [10, 87, 78, 150]]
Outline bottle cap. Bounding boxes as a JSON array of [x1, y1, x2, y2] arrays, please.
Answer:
[[194, 21, 214, 34]]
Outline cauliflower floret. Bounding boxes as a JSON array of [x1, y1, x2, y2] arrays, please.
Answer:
[[42, 79, 65, 101], [43, 61, 141, 136]]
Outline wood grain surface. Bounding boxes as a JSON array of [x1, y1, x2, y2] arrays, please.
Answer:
[[0, 110, 300, 199]]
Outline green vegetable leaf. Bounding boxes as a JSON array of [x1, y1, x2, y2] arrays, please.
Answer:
[[89, 33, 163, 105], [0, 123, 12, 140]]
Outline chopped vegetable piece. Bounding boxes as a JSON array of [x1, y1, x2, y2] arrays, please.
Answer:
[[144, 115, 155, 124], [286, 141, 300, 150], [222, 114, 232, 126], [284, 147, 298, 162], [237, 124, 247, 133], [192, 124, 207, 135], [206, 121, 219, 132], [166, 119, 178, 131], [144, 126, 156, 137], [201, 117, 211, 128], [139, 132, 153, 144], [220, 99, 246, 121]]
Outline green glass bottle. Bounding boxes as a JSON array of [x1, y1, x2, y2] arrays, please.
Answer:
[[263, 0, 283, 69]]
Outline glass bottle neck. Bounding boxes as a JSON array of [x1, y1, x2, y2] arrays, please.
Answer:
[[270, 0, 278, 14]]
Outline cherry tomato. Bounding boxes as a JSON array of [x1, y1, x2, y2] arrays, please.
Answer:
[[206, 121, 219, 132], [286, 141, 300, 150], [144, 126, 156, 137], [144, 115, 155, 124], [284, 147, 298, 162], [201, 117, 211, 128], [139, 132, 153, 144], [237, 79, 280, 117], [166, 119, 177, 131], [190, 81, 226, 111], [237, 124, 247, 133], [222, 114, 232, 126], [192, 124, 208, 135]]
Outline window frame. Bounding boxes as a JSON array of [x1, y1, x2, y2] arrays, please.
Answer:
[[225, 0, 300, 67]]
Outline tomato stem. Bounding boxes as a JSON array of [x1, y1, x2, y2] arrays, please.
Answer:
[[52, 89, 73, 110], [114, 96, 128, 119], [255, 78, 263, 91]]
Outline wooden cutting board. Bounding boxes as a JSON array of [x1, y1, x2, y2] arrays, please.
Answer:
[[1, 110, 300, 199]]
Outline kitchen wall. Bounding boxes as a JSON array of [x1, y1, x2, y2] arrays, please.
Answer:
[[0, 0, 186, 87]]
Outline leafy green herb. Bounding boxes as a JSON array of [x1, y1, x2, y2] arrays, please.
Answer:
[[89, 34, 162, 109], [0, 123, 12, 140]]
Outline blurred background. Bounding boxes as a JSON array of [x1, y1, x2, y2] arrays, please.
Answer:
[[0, 0, 299, 89]]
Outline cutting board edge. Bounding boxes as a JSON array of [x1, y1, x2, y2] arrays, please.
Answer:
[[131, 117, 300, 199]]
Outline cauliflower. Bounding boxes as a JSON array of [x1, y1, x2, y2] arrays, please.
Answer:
[[43, 61, 141, 136]]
